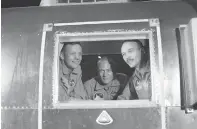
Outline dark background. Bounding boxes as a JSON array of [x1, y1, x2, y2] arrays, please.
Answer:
[[1, 0, 41, 8], [1, 0, 150, 8]]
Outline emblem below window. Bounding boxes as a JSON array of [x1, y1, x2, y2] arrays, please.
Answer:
[[96, 110, 113, 125]]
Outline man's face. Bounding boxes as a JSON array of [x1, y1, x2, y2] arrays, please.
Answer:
[[98, 60, 114, 85], [121, 41, 142, 68], [63, 44, 82, 70]]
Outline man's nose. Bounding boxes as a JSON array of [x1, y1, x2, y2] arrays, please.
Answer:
[[103, 71, 107, 76], [75, 54, 80, 60], [126, 57, 130, 62]]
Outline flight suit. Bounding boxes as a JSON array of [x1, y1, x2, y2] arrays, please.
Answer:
[[118, 61, 151, 100], [84, 73, 127, 100], [59, 60, 87, 101]]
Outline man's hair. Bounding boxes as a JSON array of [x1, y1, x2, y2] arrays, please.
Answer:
[[60, 42, 82, 53], [97, 56, 117, 74], [122, 39, 144, 49]]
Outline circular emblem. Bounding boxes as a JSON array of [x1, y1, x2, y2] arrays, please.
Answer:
[[69, 79, 75, 87], [135, 85, 142, 90], [135, 80, 142, 90], [94, 93, 104, 98]]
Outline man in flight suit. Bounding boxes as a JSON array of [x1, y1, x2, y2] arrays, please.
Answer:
[[84, 56, 127, 100], [118, 40, 151, 100], [59, 42, 87, 101]]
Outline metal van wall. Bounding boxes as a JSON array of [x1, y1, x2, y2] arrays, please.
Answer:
[[1, 1, 197, 129]]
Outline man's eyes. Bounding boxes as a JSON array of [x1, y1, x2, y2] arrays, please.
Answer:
[[122, 49, 134, 56], [99, 69, 112, 73], [99, 70, 104, 72], [128, 49, 134, 52], [70, 52, 82, 55]]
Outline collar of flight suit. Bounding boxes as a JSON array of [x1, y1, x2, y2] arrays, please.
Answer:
[[134, 60, 150, 77]]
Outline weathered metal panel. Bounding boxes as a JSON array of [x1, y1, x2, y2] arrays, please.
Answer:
[[42, 32, 54, 107], [167, 107, 197, 129], [2, 2, 196, 26], [2, 1, 197, 107], [186, 0, 197, 12], [1, 109, 38, 129], [161, 20, 184, 106], [1, 26, 42, 108], [43, 108, 161, 129]]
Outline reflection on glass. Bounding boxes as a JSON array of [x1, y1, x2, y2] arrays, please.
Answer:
[[83, 0, 94, 2], [58, 0, 68, 3], [96, 0, 108, 2], [69, 0, 81, 3]]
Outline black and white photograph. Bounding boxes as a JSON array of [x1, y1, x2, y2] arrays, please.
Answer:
[[1, 0, 197, 129]]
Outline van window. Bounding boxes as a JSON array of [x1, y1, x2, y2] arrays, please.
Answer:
[[45, 19, 163, 108]]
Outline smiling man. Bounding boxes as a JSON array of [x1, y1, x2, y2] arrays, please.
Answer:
[[118, 40, 151, 100], [59, 42, 87, 101], [84, 56, 127, 100]]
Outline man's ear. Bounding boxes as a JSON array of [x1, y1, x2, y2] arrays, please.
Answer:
[[60, 52, 64, 60]]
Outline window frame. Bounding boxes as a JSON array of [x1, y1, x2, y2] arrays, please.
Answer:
[[178, 18, 197, 113], [44, 19, 164, 109]]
